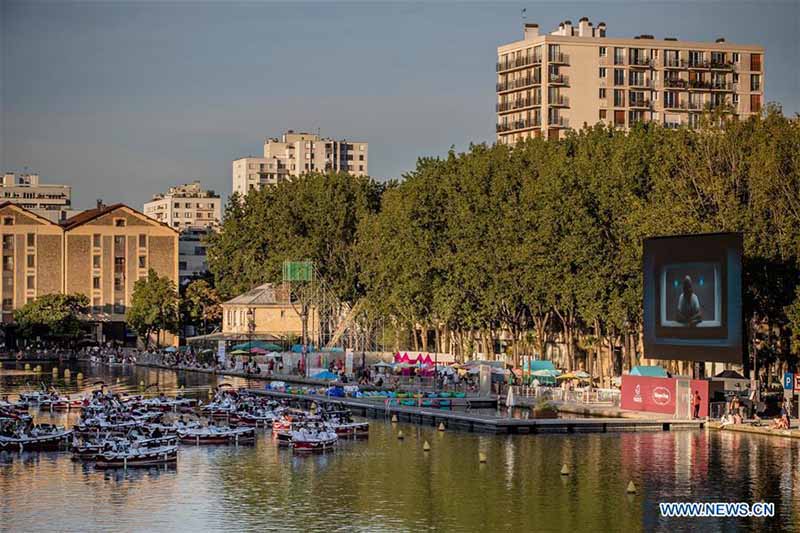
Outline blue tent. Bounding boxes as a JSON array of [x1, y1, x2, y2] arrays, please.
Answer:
[[526, 360, 557, 372], [291, 344, 317, 353], [630, 365, 668, 377], [312, 370, 339, 381]]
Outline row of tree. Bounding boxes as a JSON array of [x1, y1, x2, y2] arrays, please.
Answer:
[[207, 107, 800, 377], [11, 272, 222, 349]]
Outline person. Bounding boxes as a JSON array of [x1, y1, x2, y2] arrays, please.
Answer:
[[676, 275, 702, 326], [692, 390, 702, 419]]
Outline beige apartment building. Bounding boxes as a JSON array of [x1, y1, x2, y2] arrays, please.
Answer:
[[0, 202, 178, 344], [143, 181, 221, 231], [232, 131, 368, 196], [221, 283, 319, 341], [496, 18, 765, 143], [0, 172, 75, 222]]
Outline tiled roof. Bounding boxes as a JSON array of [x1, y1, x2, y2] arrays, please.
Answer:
[[224, 283, 292, 306]]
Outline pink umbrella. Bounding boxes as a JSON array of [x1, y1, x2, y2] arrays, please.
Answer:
[[250, 347, 267, 354]]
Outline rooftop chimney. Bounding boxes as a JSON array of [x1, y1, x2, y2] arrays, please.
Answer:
[[578, 17, 590, 37], [597, 22, 607, 38], [716, 37, 726, 43], [2, 173, 14, 187], [96, 199, 104, 209], [563, 19, 573, 36], [523, 23, 539, 40]]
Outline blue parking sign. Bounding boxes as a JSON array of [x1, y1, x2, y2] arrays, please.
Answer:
[[784, 372, 794, 390]]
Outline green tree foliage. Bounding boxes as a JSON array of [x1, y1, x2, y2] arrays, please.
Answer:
[[127, 269, 179, 347], [182, 278, 222, 335], [207, 108, 800, 375], [207, 173, 383, 303], [13, 293, 90, 346]]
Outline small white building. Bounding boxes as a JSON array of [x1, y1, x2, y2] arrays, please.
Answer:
[[143, 181, 221, 231], [0, 172, 74, 222]]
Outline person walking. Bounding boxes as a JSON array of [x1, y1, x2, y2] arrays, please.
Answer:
[[692, 390, 702, 419]]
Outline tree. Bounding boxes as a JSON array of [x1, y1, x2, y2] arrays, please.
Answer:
[[13, 293, 90, 347], [127, 269, 180, 348], [182, 279, 222, 335]]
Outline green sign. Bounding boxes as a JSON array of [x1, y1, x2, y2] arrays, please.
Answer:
[[283, 261, 314, 282]]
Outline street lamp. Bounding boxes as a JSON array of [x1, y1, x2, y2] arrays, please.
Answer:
[[246, 307, 255, 365]]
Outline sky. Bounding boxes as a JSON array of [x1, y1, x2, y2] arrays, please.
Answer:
[[2, 1, 798, 210]]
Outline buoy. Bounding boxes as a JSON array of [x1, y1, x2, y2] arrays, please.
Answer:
[[626, 481, 637, 494], [52, 367, 59, 374], [561, 464, 570, 476], [64, 369, 71, 378], [76, 373, 83, 380], [437, 422, 445, 431], [479, 452, 487, 463], [139, 380, 145, 388], [24, 363, 30, 370], [116, 377, 121, 384], [423, 440, 431, 451], [391, 414, 398, 423], [34, 365, 41, 373], [397, 430, 404, 440]]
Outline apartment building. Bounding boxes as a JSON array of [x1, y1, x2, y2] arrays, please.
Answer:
[[496, 18, 765, 143], [0, 202, 178, 344], [0, 172, 75, 222], [232, 131, 368, 196], [143, 181, 221, 231]]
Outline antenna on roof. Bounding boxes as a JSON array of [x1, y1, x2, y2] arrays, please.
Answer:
[[521, 7, 527, 20]]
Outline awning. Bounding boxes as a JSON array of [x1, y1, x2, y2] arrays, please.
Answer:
[[630, 365, 668, 377]]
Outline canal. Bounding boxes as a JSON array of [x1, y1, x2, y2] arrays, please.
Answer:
[[1, 361, 797, 532]]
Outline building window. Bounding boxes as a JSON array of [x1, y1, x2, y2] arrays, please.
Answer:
[[138, 255, 146, 268], [93, 276, 101, 289], [114, 218, 126, 227], [93, 234, 101, 248], [27, 254, 34, 268], [26, 276, 34, 290], [138, 234, 146, 248], [179, 261, 187, 270], [599, 46, 606, 57], [599, 109, 607, 120], [599, 88, 606, 99], [732, 52, 739, 63], [614, 110, 625, 127], [614, 89, 625, 107], [26, 233, 35, 247], [599, 67, 606, 79], [92, 297, 101, 313], [750, 74, 761, 91], [3, 217, 13, 226], [750, 54, 761, 71], [750, 94, 761, 112], [613, 47, 624, 65], [614, 69, 625, 86]]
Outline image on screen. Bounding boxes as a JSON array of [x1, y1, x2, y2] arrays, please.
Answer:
[[660, 262, 721, 328]]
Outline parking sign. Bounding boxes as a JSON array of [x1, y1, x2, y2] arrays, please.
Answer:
[[784, 372, 794, 390]]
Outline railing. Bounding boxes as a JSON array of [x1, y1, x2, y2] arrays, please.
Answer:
[[664, 78, 688, 89], [496, 76, 541, 92], [629, 99, 652, 109], [688, 60, 711, 69], [710, 61, 735, 70], [497, 55, 541, 72], [664, 58, 685, 68], [496, 119, 541, 133], [549, 95, 569, 106], [548, 52, 569, 64], [629, 57, 652, 67], [496, 98, 541, 112], [547, 115, 568, 127], [515, 386, 621, 406], [548, 73, 569, 85], [629, 79, 653, 89]]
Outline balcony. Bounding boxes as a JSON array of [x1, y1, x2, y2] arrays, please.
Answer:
[[496, 119, 541, 134], [496, 98, 541, 113], [548, 115, 569, 128], [548, 52, 569, 65], [496, 76, 541, 93], [687, 60, 711, 69], [629, 79, 653, 89], [629, 99, 652, 109], [664, 78, 688, 89], [687, 100, 706, 110], [496, 55, 542, 72], [548, 73, 569, 85], [549, 95, 569, 107], [629, 57, 652, 68], [710, 61, 735, 70], [664, 101, 688, 111], [663, 58, 686, 69]]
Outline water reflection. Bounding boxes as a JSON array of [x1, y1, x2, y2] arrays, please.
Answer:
[[0, 362, 797, 532]]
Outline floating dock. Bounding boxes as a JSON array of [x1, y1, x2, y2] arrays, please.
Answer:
[[247, 388, 704, 434]]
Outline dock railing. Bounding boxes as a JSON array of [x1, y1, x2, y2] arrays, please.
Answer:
[[514, 386, 621, 406]]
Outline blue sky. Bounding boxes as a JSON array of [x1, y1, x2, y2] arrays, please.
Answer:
[[2, 1, 798, 209]]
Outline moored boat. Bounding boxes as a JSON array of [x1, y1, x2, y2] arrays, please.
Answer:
[[178, 426, 256, 445], [94, 445, 178, 468]]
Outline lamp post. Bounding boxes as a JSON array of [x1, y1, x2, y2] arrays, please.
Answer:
[[247, 307, 255, 367]]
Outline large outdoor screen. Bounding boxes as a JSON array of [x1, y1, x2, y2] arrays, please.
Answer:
[[643, 232, 743, 363]]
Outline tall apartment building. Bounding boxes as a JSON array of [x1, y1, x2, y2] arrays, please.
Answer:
[[232, 131, 368, 196], [0, 172, 75, 222], [143, 181, 221, 231], [496, 18, 765, 143], [0, 201, 178, 345]]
